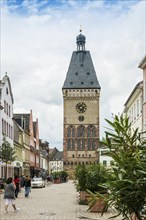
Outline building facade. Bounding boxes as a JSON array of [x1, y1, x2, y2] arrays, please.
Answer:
[[0, 74, 14, 179], [13, 110, 40, 178], [62, 31, 101, 174], [138, 56, 146, 138], [123, 81, 143, 133], [13, 120, 30, 177], [49, 148, 63, 174]]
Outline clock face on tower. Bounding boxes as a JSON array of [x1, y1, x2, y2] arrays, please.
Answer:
[[76, 102, 87, 113]]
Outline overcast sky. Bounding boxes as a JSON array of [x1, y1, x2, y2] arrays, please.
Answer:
[[1, 0, 145, 150]]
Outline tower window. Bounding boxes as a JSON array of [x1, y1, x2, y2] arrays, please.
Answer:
[[70, 82, 73, 85], [80, 64, 83, 67], [91, 82, 94, 84], [75, 72, 78, 75], [87, 72, 90, 75], [81, 82, 84, 85]]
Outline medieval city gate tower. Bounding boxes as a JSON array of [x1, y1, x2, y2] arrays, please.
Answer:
[[62, 31, 101, 175]]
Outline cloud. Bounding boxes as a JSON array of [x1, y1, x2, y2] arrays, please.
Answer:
[[1, 0, 145, 149]]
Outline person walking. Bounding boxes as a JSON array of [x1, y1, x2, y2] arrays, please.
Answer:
[[13, 175, 20, 198], [24, 176, 31, 197], [4, 177, 20, 213]]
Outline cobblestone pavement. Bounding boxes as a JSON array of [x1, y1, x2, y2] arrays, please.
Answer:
[[0, 180, 122, 220]]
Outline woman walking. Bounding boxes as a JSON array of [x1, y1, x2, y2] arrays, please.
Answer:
[[14, 175, 20, 198], [24, 176, 31, 197], [4, 177, 20, 213]]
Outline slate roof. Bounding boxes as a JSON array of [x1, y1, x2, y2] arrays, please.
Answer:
[[63, 51, 100, 89], [63, 32, 101, 90]]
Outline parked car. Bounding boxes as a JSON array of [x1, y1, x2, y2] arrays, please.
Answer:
[[0, 179, 5, 189], [31, 177, 46, 188]]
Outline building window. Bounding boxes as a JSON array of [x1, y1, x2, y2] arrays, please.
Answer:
[[77, 126, 85, 137], [137, 100, 139, 117], [87, 126, 96, 137], [4, 100, 6, 113], [67, 126, 75, 137], [144, 81, 146, 102], [9, 105, 11, 117], [87, 139, 95, 150], [103, 160, 107, 166], [6, 87, 9, 94], [131, 107, 133, 122], [140, 95, 142, 113], [134, 104, 136, 120], [77, 139, 85, 150]]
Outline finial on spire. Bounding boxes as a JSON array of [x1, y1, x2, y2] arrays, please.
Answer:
[[5, 72, 7, 76], [79, 25, 82, 33]]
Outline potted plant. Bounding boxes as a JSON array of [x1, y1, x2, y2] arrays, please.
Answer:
[[52, 171, 61, 184], [75, 164, 88, 204], [75, 163, 109, 208], [59, 171, 68, 183], [100, 115, 146, 219], [86, 164, 109, 212]]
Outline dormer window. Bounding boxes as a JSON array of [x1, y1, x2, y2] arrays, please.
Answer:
[[81, 82, 84, 85], [70, 82, 73, 85], [75, 72, 78, 75], [91, 82, 94, 85], [87, 72, 90, 75]]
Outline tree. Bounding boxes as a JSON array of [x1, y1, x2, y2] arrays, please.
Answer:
[[0, 136, 16, 180], [101, 115, 146, 220]]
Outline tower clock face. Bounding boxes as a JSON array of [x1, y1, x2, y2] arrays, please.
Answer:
[[76, 102, 87, 113]]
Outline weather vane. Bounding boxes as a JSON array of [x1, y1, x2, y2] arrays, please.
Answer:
[[79, 25, 82, 33]]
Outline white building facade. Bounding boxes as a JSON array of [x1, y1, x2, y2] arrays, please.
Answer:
[[0, 74, 14, 179], [139, 56, 146, 138], [123, 81, 143, 133]]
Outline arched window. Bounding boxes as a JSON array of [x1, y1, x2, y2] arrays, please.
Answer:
[[77, 126, 85, 137], [67, 128, 75, 150], [67, 126, 75, 137], [87, 126, 96, 137]]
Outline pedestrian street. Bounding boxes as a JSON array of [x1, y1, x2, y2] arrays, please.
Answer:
[[0, 180, 122, 220]]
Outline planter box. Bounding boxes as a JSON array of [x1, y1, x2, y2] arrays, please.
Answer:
[[89, 198, 107, 212], [88, 194, 108, 213], [53, 178, 61, 184], [79, 191, 89, 205]]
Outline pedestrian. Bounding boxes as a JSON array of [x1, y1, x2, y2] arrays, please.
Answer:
[[4, 177, 20, 213], [20, 175, 25, 187], [23, 176, 31, 197], [13, 175, 20, 198]]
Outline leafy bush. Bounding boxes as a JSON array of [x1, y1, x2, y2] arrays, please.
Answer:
[[101, 115, 146, 220]]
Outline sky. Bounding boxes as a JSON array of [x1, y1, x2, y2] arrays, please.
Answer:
[[0, 0, 145, 150]]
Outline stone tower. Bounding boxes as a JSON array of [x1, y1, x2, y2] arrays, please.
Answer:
[[62, 31, 101, 174]]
